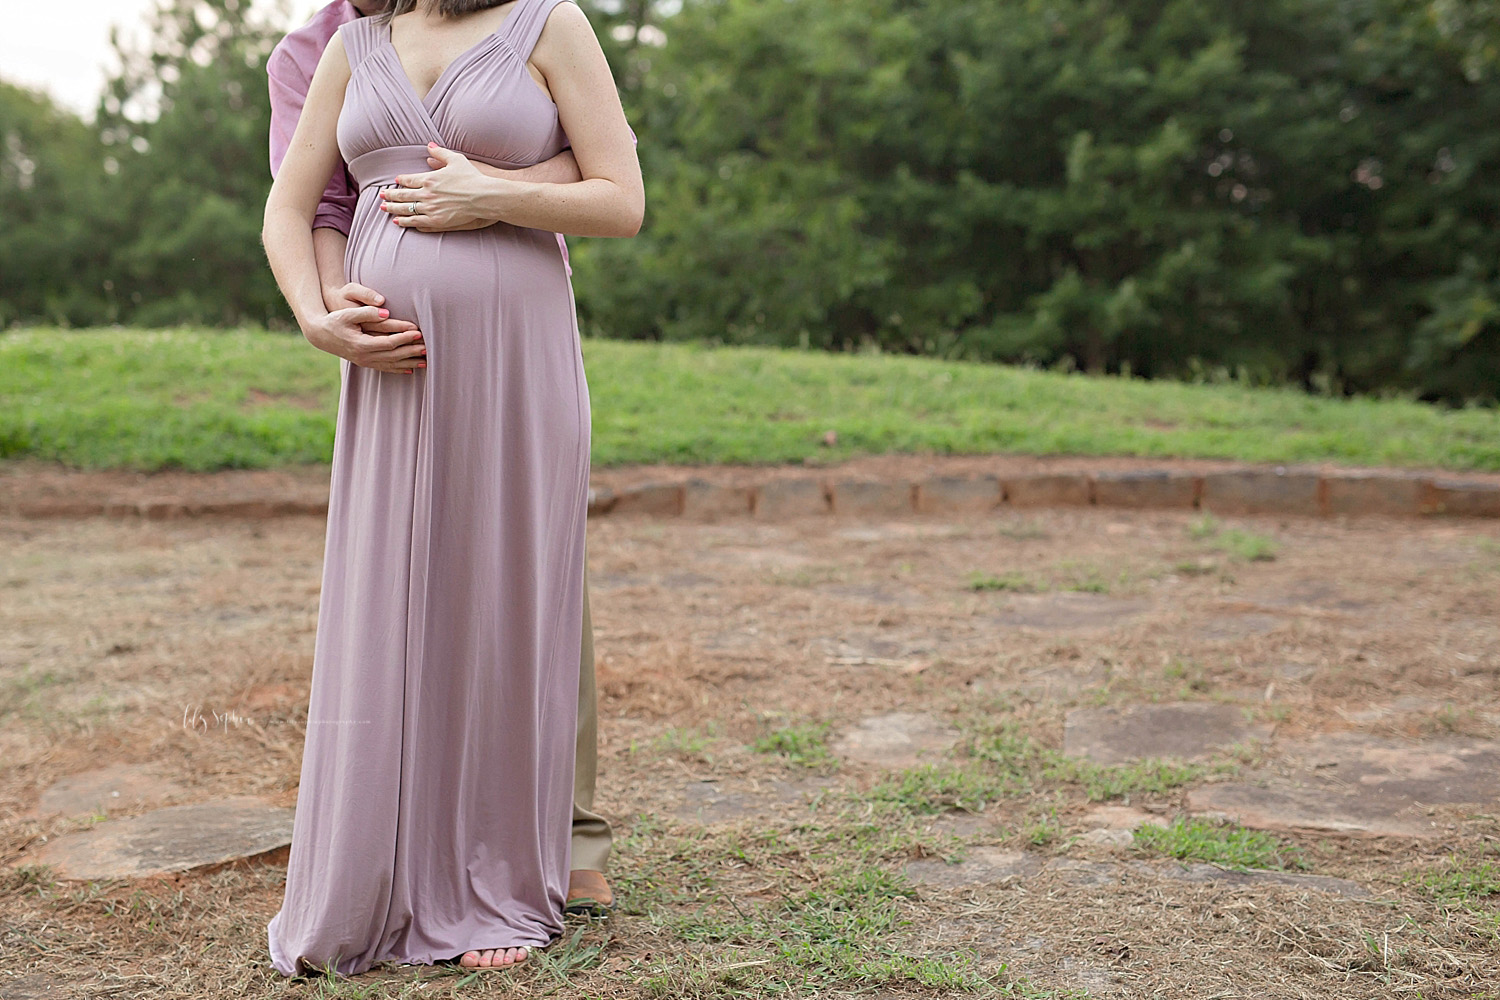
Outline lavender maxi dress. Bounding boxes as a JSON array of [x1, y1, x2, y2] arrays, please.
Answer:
[[267, 0, 589, 976]]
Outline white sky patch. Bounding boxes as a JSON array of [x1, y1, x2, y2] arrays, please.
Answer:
[[7, 0, 328, 120]]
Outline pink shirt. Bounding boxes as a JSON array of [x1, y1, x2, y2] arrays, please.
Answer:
[[267, 0, 361, 237], [267, 0, 625, 278]]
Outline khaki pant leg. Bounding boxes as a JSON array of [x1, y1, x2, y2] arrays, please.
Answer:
[[571, 534, 613, 872]]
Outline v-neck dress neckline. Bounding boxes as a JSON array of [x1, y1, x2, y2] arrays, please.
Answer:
[[383, 0, 530, 109]]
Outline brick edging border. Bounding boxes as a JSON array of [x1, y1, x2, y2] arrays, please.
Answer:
[[589, 466, 1500, 521], [5, 463, 1498, 522]]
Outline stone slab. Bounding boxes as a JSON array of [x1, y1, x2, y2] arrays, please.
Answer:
[[1004, 473, 1092, 507], [23, 796, 294, 880], [1063, 702, 1273, 766], [905, 847, 1043, 888], [26, 763, 187, 821], [833, 712, 960, 768], [681, 478, 753, 520], [753, 477, 829, 519], [915, 475, 1001, 514], [1323, 471, 1427, 517], [1425, 478, 1500, 518], [1133, 860, 1371, 898], [990, 592, 1152, 631], [672, 777, 831, 825], [12, 500, 109, 518], [1189, 734, 1500, 838], [1091, 469, 1198, 509], [1200, 467, 1321, 516], [814, 631, 935, 663], [1080, 805, 1169, 831], [829, 478, 915, 517], [14, 459, 1500, 524], [1078, 828, 1135, 847], [610, 481, 683, 517], [1190, 783, 1431, 838]]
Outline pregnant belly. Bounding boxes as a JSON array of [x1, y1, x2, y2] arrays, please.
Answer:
[[343, 188, 563, 327]]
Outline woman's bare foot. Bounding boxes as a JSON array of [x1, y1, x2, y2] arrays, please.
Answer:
[[457, 945, 528, 968]]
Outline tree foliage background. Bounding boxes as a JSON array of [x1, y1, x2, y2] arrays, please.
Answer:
[[3, 0, 1500, 404]]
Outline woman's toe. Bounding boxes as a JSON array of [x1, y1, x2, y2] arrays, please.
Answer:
[[454, 945, 527, 968]]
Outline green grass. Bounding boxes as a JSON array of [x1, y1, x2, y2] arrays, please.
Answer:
[[966, 571, 1038, 592], [4, 327, 1500, 471], [638, 723, 720, 760], [866, 763, 1031, 814], [607, 807, 1083, 998], [1055, 559, 1116, 593], [863, 725, 1205, 817], [967, 561, 1141, 595], [752, 722, 837, 769], [1133, 816, 1307, 871], [1187, 512, 1279, 561], [1410, 850, 1500, 925]]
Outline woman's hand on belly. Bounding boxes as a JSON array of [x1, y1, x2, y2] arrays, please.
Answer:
[[302, 305, 429, 374]]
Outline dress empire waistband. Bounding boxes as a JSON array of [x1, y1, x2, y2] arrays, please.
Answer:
[[348, 145, 532, 191]]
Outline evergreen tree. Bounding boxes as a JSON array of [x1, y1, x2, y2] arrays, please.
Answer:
[[97, 0, 287, 326]]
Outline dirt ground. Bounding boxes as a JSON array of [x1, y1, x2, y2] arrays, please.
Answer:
[[2, 488, 1499, 998]]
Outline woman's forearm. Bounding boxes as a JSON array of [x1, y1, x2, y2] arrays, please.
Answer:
[[263, 205, 334, 334]]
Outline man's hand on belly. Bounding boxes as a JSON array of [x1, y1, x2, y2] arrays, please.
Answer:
[[323, 280, 423, 338], [302, 298, 428, 375]]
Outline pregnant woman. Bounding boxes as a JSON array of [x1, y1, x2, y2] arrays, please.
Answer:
[[260, 0, 642, 977]]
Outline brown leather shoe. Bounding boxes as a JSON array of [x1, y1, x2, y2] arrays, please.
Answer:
[[564, 868, 614, 917]]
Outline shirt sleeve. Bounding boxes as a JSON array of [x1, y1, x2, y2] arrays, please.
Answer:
[[266, 49, 302, 180], [267, 45, 357, 237], [312, 168, 358, 236]]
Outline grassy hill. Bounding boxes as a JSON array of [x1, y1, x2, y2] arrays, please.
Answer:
[[2, 327, 1497, 472]]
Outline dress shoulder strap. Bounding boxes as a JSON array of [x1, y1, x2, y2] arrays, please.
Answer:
[[504, 0, 575, 62], [336, 16, 380, 70]]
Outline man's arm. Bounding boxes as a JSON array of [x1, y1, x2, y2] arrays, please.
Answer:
[[313, 229, 352, 306], [473, 148, 583, 185]]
